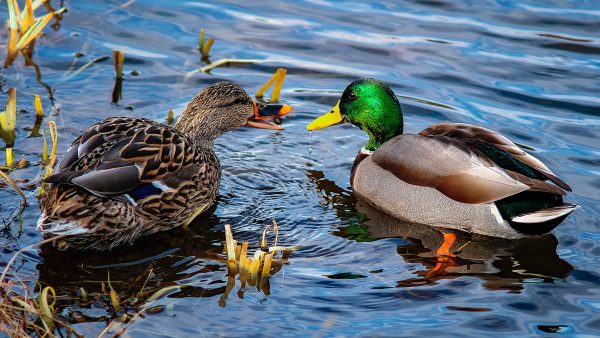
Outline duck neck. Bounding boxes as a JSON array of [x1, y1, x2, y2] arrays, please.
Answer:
[[174, 109, 220, 146], [363, 114, 403, 152]]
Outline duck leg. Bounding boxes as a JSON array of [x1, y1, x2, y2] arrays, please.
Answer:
[[426, 233, 458, 278], [436, 233, 457, 257]]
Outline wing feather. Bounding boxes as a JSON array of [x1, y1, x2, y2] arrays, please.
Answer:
[[371, 134, 529, 204], [45, 117, 203, 201], [419, 123, 571, 191]]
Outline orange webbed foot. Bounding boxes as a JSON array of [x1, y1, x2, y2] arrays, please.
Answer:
[[436, 233, 457, 257]]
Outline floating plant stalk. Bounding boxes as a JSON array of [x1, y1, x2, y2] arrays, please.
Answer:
[[1, 88, 17, 168], [41, 130, 48, 162], [0, 236, 84, 337], [167, 109, 174, 125], [113, 49, 124, 79], [30, 94, 44, 137], [34, 94, 44, 117], [256, 68, 287, 102], [112, 50, 124, 103], [199, 29, 215, 63], [224, 224, 238, 272], [196, 58, 264, 74], [261, 253, 273, 278], [218, 221, 296, 306], [107, 272, 121, 311], [38, 286, 56, 331], [38, 120, 58, 197]]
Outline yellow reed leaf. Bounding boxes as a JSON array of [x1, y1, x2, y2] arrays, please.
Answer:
[[272, 219, 279, 247], [107, 271, 120, 311], [146, 285, 184, 302], [199, 29, 205, 51], [0, 88, 17, 144], [261, 253, 273, 278], [261, 224, 270, 248], [15, 8, 66, 52], [224, 224, 237, 269], [202, 37, 214, 57], [19, 0, 47, 22], [7, 0, 20, 31], [38, 286, 56, 330], [5, 148, 14, 169], [34, 94, 44, 117], [23, 0, 35, 32], [38, 120, 58, 197], [113, 49, 124, 78], [167, 109, 174, 125], [271, 68, 287, 102], [42, 130, 48, 163], [197, 58, 263, 73], [48, 120, 57, 159], [1, 88, 17, 168], [239, 241, 248, 271], [256, 68, 287, 102], [256, 74, 277, 98]]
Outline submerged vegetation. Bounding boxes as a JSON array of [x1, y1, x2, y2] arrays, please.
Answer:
[[220, 221, 297, 307], [0, 237, 80, 337], [112, 49, 125, 103], [0, 220, 297, 336]]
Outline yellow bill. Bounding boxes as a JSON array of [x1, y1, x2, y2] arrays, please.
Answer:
[[307, 100, 343, 131]]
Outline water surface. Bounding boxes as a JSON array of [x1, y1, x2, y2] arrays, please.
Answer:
[[1, 0, 600, 336]]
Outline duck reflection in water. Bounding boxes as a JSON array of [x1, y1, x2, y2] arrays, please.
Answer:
[[34, 210, 285, 325], [307, 169, 572, 293]]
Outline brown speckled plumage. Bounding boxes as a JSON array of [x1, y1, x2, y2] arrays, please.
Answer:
[[38, 82, 261, 250]]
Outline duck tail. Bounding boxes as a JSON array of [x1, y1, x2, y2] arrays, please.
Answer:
[[37, 212, 89, 236], [508, 203, 579, 235]]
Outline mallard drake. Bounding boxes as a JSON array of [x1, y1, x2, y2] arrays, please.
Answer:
[[307, 78, 577, 251], [39, 81, 292, 250]]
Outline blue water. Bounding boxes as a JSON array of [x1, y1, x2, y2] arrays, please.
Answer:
[[1, 0, 599, 336]]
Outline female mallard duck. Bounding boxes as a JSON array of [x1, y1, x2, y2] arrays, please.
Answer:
[[307, 78, 577, 253], [39, 81, 292, 250]]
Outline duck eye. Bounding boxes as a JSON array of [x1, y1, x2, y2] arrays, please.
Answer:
[[348, 92, 358, 101]]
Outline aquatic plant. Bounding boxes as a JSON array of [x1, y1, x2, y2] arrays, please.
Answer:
[[113, 49, 124, 79], [38, 120, 58, 197], [256, 68, 287, 103], [112, 49, 124, 103], [199, 28, 215, 63], [0, 88, 17, 168], [167, 108, 174, 125], [4, 0, 66, 68], [196, 58, 264, 74], [28, 94, 45, 137], [0, 234, 192, 337], [0, 237, 82, 337], [220, 221, 297, 307]]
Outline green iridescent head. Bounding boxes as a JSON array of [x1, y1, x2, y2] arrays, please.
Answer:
[[307, 78, 403, 151]]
